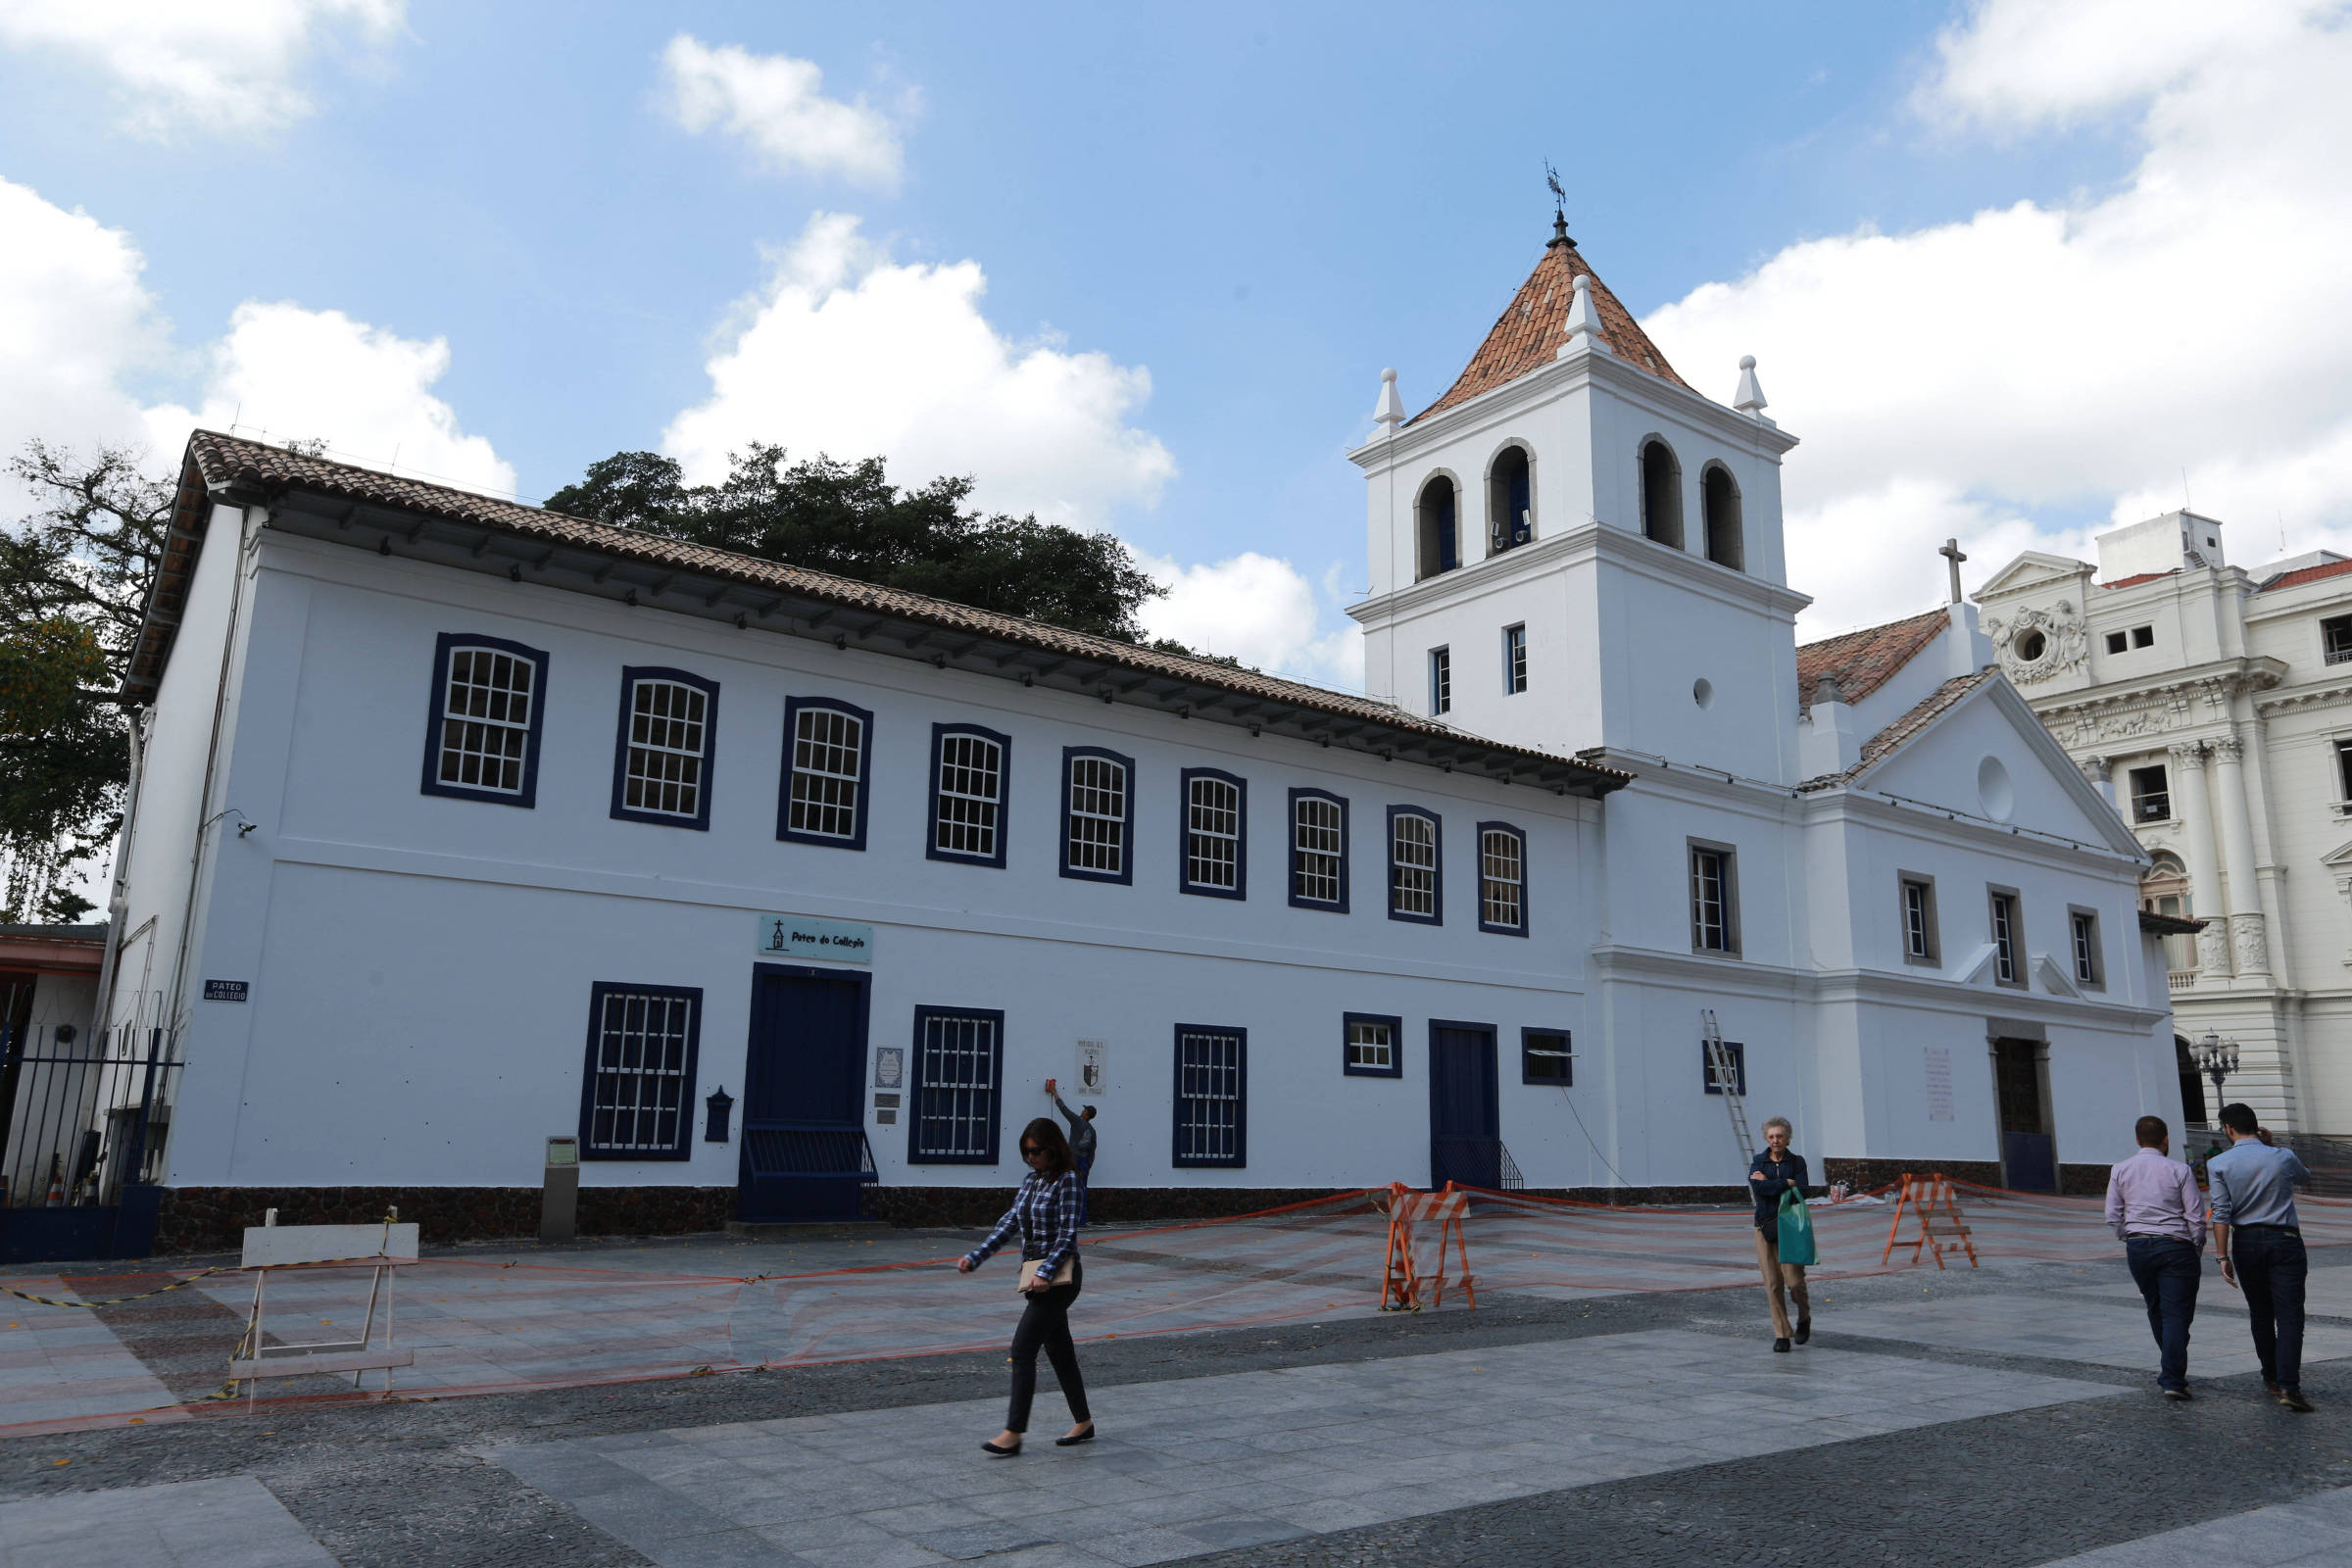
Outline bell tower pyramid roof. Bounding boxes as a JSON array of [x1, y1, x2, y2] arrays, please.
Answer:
[[1412, 227, 1690, 423]]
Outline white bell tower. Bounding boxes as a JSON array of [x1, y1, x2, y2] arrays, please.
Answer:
[[1347, 219, 1809, 784]]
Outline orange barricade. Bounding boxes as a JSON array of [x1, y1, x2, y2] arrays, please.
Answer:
[[1881, 1172, 1979, 1268], [1380, 1182, 1476, 1311]]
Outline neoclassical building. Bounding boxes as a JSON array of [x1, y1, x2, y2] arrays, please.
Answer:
[[1976, 513, 2352, 1130]]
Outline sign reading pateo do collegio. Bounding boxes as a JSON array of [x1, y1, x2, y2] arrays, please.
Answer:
[[755, 913, 874, 965], [202, 979, 249, 1003]]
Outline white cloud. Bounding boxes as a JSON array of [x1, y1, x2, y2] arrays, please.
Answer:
[[659, 35, 906, 187], [0, 177, 162, 462], [0, 0, 404, 139], [1138, 551, 1362, 687], [1642, 0, 2352, 631], [665, 213, 1175, 527], [144, 303, 514, 498]]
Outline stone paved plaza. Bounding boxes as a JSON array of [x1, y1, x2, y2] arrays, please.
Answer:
[[8, 1231, 2352, 1566]]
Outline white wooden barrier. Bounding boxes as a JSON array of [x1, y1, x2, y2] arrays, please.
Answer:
[[231, 1211, 419, 1399]]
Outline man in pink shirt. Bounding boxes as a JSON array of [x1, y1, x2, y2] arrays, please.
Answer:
[[2104, 1113, 2209, 1399]]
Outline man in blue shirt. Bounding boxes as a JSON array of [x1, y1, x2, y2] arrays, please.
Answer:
[[2208, 1102, 2316, 1412]]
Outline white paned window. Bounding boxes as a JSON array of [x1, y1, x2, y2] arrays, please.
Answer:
[[583, 988, 695, 1155], [1346, 1017, 1394, 1074], [1066, 755, 1128, 876], [1503, 624, 1528, 694], [790, 706, 864, 841], [1991, 892, 2022, 984], [1392, 812, 1438, 918], [1430, 647, 1451, 714], [2072, 910, 2100, 985], [1293, 795, 1343, 906], [912, 1010, 1000, 1161], [624, 678, 709, 819], [1481, 828, 1525, 931], [1175, 1027, 1246, 1166], [439, 645, 534, 794], [1690, 846, 1733, 953], [934, 730, 1004, 861], [1186, 774, 1243, 892]]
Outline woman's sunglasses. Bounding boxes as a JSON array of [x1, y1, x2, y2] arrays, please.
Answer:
[[1021, 1145, 1045, 1157]]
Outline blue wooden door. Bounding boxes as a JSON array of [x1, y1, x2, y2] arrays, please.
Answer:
[[739, 967, 873, 1221], [1429, 1022, 1500, 1190]]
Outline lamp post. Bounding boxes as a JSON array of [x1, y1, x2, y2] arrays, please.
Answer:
[[2192, 1031, 2240, 1118]]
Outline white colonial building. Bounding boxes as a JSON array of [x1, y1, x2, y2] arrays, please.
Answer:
[[96, 221, 2182, 1245], [1975, 514, 2352, 1133]]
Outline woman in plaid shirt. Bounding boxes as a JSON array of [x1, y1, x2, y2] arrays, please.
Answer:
[[960, 1116, 1094, 1454]]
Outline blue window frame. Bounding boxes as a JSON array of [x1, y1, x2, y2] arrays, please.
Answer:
[[578, 981, 702, 1160], [1387, 807, 1443, 925], [421, 632, 549, 808], [610, 665, 719, 830], [1179, 767, 1247, 899], [1288, 788, 1349, 911], [779, 696, 874, 851], [1503, 624, 1528, 694], [1344, 1011, 1403, 1079], [1172, 1024, 1247, 1167], [1429, 648, 1451, 715], [1060, 746, 1136, 885], [1522, 1027, 1572, 1086], [1702, 1039, 1747, 1097], [1477, 821, 1529, 936], [928, 723, 1011, 868], [908, 1005, 1005, 1164]]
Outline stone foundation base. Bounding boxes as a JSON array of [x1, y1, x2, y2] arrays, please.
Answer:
[[861, 1183, 1754, 1227], [1820, 1157, 2114, 1199], [153, 1186, 733, 1255]]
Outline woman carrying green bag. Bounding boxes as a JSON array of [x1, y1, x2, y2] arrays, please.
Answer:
[[1748, 1116, 1814, 1352]]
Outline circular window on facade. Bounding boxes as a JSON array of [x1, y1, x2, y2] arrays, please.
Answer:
[[2014, 629, 2046, 662], [1693, 678, 1714, 710], [1977, 755, 2015, 821]]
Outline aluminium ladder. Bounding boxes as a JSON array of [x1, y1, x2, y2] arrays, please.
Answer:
[[1701, 1009, 1755, 1167]]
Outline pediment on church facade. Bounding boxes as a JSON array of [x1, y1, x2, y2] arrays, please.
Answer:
[[2033, 954, 2083, 999], [1973, 551, 2092, 603], [2319, 840, 2352, 868]]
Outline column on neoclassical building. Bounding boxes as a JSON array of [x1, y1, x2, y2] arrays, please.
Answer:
[[2171, 742, 2232, 978], [2211, 734, 2272, 980]]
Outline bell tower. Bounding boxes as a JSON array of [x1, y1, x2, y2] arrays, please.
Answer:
[[1347, 219, 1809, 784]]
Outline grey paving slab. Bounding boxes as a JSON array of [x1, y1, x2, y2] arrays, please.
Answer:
[[1824, 1289, 2352, 1375], [2061, 1263, 2352, 1318], [2030, 1482, 2352, 1565], [0, 1475, 334, 1568], [491, 1327, 2115, 1567]]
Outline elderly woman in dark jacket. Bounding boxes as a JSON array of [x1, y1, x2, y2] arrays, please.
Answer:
[[959, 1116, 1094, 1454], [1749, 1115, 1811, 1352]]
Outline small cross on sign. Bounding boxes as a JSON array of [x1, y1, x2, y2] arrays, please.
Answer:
[[1938, 538, 1968, 605]]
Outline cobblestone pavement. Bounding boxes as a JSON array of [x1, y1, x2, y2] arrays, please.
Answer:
[[6, 1238, 2352, 1566]]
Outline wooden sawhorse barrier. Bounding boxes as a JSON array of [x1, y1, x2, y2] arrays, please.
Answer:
[[1880, 1173, 1979, 1269], [1380, 1182, 1476, 1311], [231, 1211, 420, 1403]]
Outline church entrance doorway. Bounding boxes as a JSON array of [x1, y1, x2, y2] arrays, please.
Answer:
[[1992, 1037, 2056, 1192], [739, 964, 874, 1221], [1428, 1021, 1500, 1190]]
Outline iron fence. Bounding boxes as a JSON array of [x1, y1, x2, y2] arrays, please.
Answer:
[[0, 1024, 180, 1217]]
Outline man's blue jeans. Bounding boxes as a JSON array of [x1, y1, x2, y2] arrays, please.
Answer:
[[2125, 1235, 2201, 1390], [1074, 1153, 1092, 1226], [2235, 1225, 2308, 1391]]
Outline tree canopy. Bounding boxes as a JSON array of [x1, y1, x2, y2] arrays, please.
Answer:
[[544, 446, 1165, 644]]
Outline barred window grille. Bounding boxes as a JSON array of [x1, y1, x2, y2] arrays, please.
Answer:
[[1187, 776, 1242, 891], [1690, 847, 1731, 952], [1293, 796, 1343, 905], [1175, 1027, 1245, 1166], [584, 988, 695, 1155], [624, 679, 709, 818], [1523, 1028, 1572, 1085], [790, 706, 865, 840], [1346, 1018, 1393, 1073], [935, 731, 1004, 859], [1392, 812, 1438, 918], [440, 646, 534, 794], [912, 1010, 1000, 1161], [1067, 755, 1128, 875], [1481, 828, 1525, 931]]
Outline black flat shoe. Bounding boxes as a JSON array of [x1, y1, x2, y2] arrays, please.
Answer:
[[2280, 1389, 2316, 1413], [981, 1439, 1022, 1456], [1794, 1322, 1811, 1346], [1054, 1423, 1097, 1446], [1772, 1338, 1791, 1353]]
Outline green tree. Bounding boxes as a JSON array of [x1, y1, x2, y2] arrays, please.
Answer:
[[0, 440, 173, 922], [545, 446, 1166, 643]]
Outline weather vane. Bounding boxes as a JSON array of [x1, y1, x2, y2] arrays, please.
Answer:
[[1545, 161, 1569, 246]]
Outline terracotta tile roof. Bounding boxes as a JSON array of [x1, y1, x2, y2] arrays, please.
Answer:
[[2098, 570, 2178, 589], [2138, 908, 2206, 936], [1412, 236, 1690, 423], [2261, 558, 2352, 592], [1796, 668, 1998, 793], [1793, 608, 1947, 709], [138, 432, 1633, 798]]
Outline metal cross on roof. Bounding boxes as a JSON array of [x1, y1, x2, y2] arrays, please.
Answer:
[[1938, 538, 1968, 605]]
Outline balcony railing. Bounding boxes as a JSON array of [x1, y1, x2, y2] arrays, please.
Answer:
[[2170, 970, 2196, 992]]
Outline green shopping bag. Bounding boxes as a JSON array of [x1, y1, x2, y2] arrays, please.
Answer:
[[1777, 1186, 1819, 1266]]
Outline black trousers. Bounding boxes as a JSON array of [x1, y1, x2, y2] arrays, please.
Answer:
[[2236, 1225, 2309, 1391], [1005, 1251, 1090, 1434]]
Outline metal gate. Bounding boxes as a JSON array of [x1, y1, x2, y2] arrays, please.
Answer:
[[0, 1025, 181, 1265]]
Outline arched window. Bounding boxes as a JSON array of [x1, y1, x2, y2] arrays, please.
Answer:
[[1487, 445, 1532, 556], [2140, 854, 2196, 976], [1702, 464, 1743, 570], [1639, 439, 1682, 550], [1415, 474, 1459, 581]]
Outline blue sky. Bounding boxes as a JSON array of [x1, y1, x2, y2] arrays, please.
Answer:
[[3, 1, 2347, 679]]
